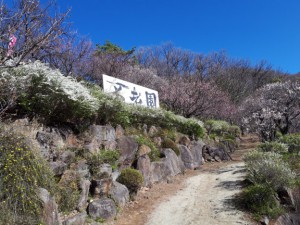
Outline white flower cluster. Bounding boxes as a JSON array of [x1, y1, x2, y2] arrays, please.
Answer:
[[14, 61, 99, 112], [240, 80, 300, 141]]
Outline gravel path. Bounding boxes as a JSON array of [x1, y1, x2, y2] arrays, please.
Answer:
[[146, 162, 255, 225]]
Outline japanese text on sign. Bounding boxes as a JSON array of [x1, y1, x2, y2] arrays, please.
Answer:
[[102, 74, 160, 108]]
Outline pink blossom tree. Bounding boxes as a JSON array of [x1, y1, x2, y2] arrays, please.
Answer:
[[158, 76, 236, 120]]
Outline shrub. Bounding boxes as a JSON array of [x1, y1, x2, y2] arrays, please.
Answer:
[[116, 168, 144, 194], [279, 133, 300, 153], [161, 137, 180, 156], [228, 125, 241, 137], [282, 153, 300, 175], [204, 120, 229, 135], [257, 142, 288, 154], [241, 184, 283, 218], [0, 130, 54, 223], [156, 128, 177, 141], [90, 84, 205, 139], [89, 149, 120, 176], [136, 135, 160, 161], [2, 61, 99, 125], [244, 151, 295, 190], [55, 170, 80, 213]]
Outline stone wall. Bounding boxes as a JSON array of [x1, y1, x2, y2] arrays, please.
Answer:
[[4, 119, 230, 224]]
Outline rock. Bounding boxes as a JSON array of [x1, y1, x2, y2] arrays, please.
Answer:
[[36, 128, 65, 160], [83, 125, 116, 154], [153, 137, 162, 147], [138, 144, 152, 157], [150, 151, 182, 184], [190, 140, 205, 168], [277, 188, 300, 214], [103, 140, 117, 150], [214, 156, 221, 162], [162, 148, 185, 176], [110, 181, 130, 207], [99, 163, 113, 176], [202, 145, 231, 161], [179, 136, 190, 147], [4, 118, 40, 139], [91, 178, 113, 198], [60, 150, 76, 165], [38, 188, 62, 225], [148, 126, 159, 137], [203, 153, 212, 161], [50, 161, 67, 176], [117, 136, 139, 169], [159, 159, 173, 180], [115, 125, 125, 139], [213, 147, 231, 161], [137, 155, 152, 186], [220, 139, 237, 153], [75, 159, 90, 179], [77, 179, 91, 211], [62, 212, 87, 225], [112, 171, 120, 181], [274, 213, 300, 225], [260, 216, 269, 225], [151, 162, 163, 183], [278, 188, 295, 209], [179, 145, 195, 169], [88, 198, 117, 220]]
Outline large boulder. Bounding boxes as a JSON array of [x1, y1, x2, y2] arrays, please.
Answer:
[[202, 145, 231, 161], [62, 212, 87, 225], [151, 162, 163, 183], [137, 155, 152, 186], [83, 125, 116, 154], [88, 198, 117, 220], [150, 158, 175, 183], [38, 188, 62, 225], [77, 179, 91, 211], [110, 181, 130, 207], [179, 145, 195, 169], [75, 159, 90, 179], [36, 128, 65, 160], [162, 148, 185, 176], [117, 136, 139, 169], [190, 140, 205, 168]]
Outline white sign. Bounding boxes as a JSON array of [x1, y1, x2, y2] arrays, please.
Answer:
[[102, 74, 160, 108]]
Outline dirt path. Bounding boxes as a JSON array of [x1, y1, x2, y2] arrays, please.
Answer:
[[146, 162, 251, 225], [110, 135, 259, 225]]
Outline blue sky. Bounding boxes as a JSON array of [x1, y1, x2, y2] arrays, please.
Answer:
[[55, 0, 300, 74]]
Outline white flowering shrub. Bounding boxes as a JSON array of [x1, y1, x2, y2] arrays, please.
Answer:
[[1, 61, 204, 137], [244, 151, 295, 190], [1, 61, 99, 124], [0, 63, 33, 115], [240, 81, 300, 141]]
